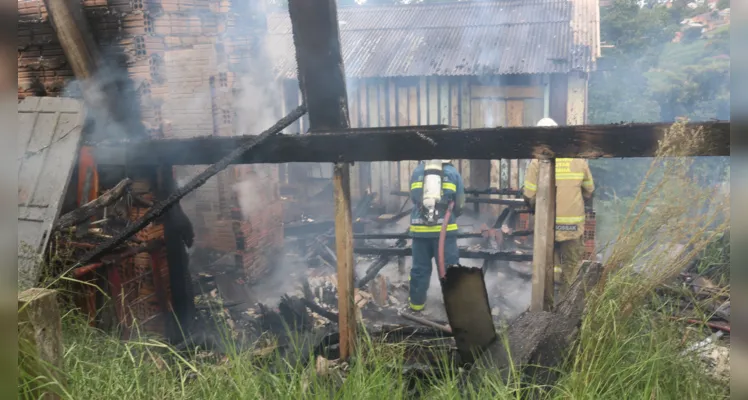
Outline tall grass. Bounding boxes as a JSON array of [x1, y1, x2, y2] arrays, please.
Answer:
[[19, 122, 730, 399]]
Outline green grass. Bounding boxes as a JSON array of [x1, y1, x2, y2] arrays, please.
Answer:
[[19, 122, 730, 399], [18, 285, 728, 400]]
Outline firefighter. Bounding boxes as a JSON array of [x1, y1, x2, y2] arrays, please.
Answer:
[[408, 159, 466, 312], [522, 118, 595, 296]]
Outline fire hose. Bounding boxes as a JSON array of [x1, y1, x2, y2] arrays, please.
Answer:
[[437, 201, 454, 280]]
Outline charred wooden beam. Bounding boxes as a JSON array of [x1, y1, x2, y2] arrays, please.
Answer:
[[355, 232, 480, 240], [284, 220, 368, 237], [354, 246, 532, 262], [391, 190, 524, 205], [302, 298, 339, 323], [390, 190, 529, 206], [354, 231, 533, 240], [374, 207, 413, 226], [469, 198, 526, 206], [54, 178, 132, 231], [72, 239, 165, 278], [474, 262, 604, 384], [355, 229, 409, 289], [465, 187, 523, 196], [287, 0, 356, 360], [398, 311, 453, 335], [92, 121, 730, 166], [77, 106, 306, 266]]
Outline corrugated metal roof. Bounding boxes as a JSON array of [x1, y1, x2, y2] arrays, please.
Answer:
[[266, 0, 599, 78], [18, 97, 85, 290]]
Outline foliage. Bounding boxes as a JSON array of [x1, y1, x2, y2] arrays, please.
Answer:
[[20, 300, 727, 400], [588, 0, 729, 200], [646, 26, 730, 121]]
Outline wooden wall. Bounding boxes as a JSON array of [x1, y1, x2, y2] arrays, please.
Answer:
[[280, 73, 585, 215]]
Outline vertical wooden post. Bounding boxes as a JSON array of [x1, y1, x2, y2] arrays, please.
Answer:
[[18, 288, 64, 399], [332, 163, 356, 358], [287, 0, 355, 359], [530, 159, 556, 312], [42, 0, 99, 80], [42, 0, 147, 140]]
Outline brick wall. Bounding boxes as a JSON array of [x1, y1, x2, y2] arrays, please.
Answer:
[[583, 210, 596, 261], [116, 179, 172, 337], [18, 0, 284, 334]]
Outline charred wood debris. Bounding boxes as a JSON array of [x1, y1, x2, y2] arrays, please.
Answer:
[[52, 177, 165, 277], [55, 168, 730, 384], [177, 185, 535, 359]]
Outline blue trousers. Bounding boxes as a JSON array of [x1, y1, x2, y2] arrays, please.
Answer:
[[409, 236, 459, 309]]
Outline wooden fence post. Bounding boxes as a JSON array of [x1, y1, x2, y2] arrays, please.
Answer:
[[287, 0, 356, 360], [530, 159, 556, 311], [18, 288, 64, 399]]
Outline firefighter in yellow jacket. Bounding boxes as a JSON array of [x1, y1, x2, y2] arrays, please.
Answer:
[[522, 117, 595, 295]]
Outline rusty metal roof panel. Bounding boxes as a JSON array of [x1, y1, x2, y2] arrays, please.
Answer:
[[266, 0, 598, 78], [18, 96, 85, 289]]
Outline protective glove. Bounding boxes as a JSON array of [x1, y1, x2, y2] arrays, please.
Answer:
[[584, 196, 594, 213], [523, 195, 535, 213]]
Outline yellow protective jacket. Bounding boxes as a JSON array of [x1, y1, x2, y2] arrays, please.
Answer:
[[522, 158, 595, 242]]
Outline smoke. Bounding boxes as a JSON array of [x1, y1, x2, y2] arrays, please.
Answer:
[[585, 1, 731, 249]]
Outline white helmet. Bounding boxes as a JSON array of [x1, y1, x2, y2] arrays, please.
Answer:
[[537, 117, 558, 127]]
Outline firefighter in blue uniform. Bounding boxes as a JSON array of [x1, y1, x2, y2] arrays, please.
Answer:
[[408, 160, 465, 312]]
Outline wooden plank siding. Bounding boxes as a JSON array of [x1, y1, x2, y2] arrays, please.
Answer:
[[281, 74, 573, 216]]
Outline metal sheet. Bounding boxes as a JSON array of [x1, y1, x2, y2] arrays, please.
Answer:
[[18, 96, 85, 289], [441, 266, 497, 364], [267, 0, 599, 79]]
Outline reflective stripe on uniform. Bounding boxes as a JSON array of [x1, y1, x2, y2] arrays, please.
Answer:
[[524, 181, 537, 191], [410, 223, 458, 233], [411, 181, 456, 192], [556, 172, 584, 180], [409, 301, 425, 311], [556, 216, 585, 224], [583, 179, 594, 188]]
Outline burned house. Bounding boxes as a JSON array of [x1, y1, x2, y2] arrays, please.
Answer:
[[17, 0, 285, 339], [16, 0, 601, 341], [266, 0, 601, 213]]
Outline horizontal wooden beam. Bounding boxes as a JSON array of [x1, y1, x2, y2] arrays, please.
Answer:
[[92, 121, 730, 166], [465, 187, 523, 196], [284, 220, 368, 236], [354, 231, 532, 240], [354, 246, 533, 262], [390, 190, 526, 206]]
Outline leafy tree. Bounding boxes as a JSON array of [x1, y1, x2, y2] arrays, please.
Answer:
[[646, 25, 730, 121], [587, 0, 729, 199]]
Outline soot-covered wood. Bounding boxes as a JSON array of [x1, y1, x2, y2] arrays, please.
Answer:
[[287, 0, 355, 360], [354, 246, 533, 262], [77, 106, 306, 266], [53, 178, 132, 231], [93, 121, 730, 166], [474, 262, 603, 384]]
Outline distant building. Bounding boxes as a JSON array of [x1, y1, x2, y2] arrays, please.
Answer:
[[267, 0, 601, 209], [680, 7, 730, 35]]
